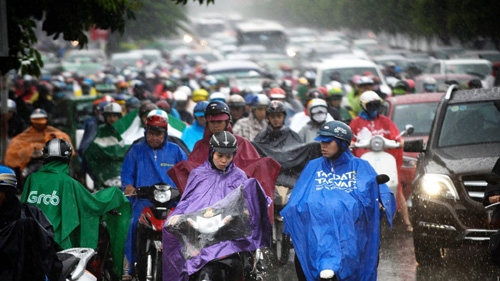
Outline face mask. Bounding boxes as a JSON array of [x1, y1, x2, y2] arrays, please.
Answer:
[[312, 112, 327, 123]]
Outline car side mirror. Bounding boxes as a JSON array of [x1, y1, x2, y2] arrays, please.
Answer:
[[404, 139, 424, 152]]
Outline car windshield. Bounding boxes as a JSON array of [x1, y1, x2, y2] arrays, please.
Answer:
[[438, 101, 500, 147], [321, 67, 381, 84], [392, 102, 439, 136]]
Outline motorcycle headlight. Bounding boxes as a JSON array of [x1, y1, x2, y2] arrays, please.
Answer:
[[369, 136, 384, 152], [418, 173, 460, 200], [154, 188, 172, 203]]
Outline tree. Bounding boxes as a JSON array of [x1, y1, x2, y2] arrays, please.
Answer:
[[2, 0, 214, 76]]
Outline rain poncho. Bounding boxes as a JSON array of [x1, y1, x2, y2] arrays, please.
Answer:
[[84, 123, 129, 189], [163, 160, 271, 281], [121, 139, 187, 271], [21, 160, 131, 276], [167, 127, 280, 222], [280, 150, 396, 281], [252, 126, 321, 188], [5, 125, 72, 171], [181, 120, 205, 152]]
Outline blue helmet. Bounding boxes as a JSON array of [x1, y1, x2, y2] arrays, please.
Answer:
[[0, 165, 17, 190], [194, 101, 209, 118]]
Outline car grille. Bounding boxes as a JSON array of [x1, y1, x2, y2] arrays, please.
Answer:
[[462, 175, 490, 202]]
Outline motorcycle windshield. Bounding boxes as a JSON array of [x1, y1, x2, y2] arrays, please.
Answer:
[[166, 186, 251, 259]]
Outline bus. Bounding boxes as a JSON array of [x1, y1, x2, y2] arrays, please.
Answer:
[[235, 20, 288, 54]]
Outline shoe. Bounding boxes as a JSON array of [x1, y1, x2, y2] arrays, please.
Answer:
[[405, 224, 413, 232], [320, 269, 334, 279], [122, 274, 133, 281]]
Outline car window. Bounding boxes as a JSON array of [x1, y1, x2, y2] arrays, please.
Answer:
[[438, 101, 500, 147], [444, 63, 490, 79], [392, 102, 439, 135]]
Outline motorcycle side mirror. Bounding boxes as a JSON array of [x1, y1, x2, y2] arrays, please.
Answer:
[[376, 174, 390, 185], [405, 124, 414, 136]]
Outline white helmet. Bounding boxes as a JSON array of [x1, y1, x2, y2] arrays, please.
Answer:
[[307, 98, 328, 115], [177, 85, 192, 97], [173, 90, 188, 102], [103, 102, 123, 116], [359, 91, 381, 111], [209, 92, 227, 103], [251, 94, 271, 108]]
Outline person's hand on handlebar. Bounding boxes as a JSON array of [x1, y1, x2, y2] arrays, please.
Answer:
[[489, 195, 500, 204], [124, 184, 135, 196]]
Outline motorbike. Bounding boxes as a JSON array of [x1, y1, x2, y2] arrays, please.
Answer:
[[352, 124, 414, 196], [58, 248, 98, 281], [87, 220, 120, 281], [133, 184, 180, 281]]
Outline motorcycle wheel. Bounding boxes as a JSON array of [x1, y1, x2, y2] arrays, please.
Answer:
[[152, 249, 162, 281], [271, 220, 291, 266]]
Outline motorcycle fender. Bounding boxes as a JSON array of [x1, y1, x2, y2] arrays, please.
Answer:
[[361, 151, 399, 195]]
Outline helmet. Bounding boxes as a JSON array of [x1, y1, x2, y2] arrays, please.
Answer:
[[103, 102, 123, 116], [173, 90, 188, 102], [359, 91, 382, 112], [251, 94, 271, 108], [30, 108, 48, 119], [139, 102, 158, 118], [269, 87, 286, 100], [209, 92, 227, 103], [356, 76, 374, 86], [392, 80, 409, 95], [328, 86, 344, 100], [177, 85, 192, 97], [7, 99, 16, 113], [210, 131, 238, 154], [315, 120, 353, 144], [194, 101, 209, 117], [192, 88, 209, 102], [307, 98, 328, 116], [43, 138, 73, 163], [280, 79, 293, 92], [126, 97, 141, 112], [306, 88, 327, 100], [205, 101, 231, 121], [267, 100, 286, 115], [0, 165, 17, 190], [468, 78, 482, 89], [227, 95, 246, 108], [146, 109, 169, 131], [155, 100, 171, 112]]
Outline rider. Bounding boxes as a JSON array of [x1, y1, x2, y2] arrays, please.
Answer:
[[163, 131, 271, 281], [0, 164, 62, 281], [21, 138, 131, 277], [349, 90, 412, 232], [298, 98, 330, 143], [232, 93, 270, 141], [254, 100, 302, 145], [84, 102, 127, 189], [281, 121, 396, 281], [181, 101, 209, 151], [121, 109, 188, 278], [5, 108, 73, 191]]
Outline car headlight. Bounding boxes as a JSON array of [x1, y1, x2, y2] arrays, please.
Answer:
[[418, 173, 460, 200]]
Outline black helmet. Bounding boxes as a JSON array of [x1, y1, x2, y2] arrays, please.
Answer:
[[0, 165, 17, 190], [139, 102, 158, 118], [267, 100, 286, 116], [315, 120, 353, 144], [468, 78, 482, 89], [210, 131, 238, 154], [204, 101, 231, 121], [43, 138, 73, 163]]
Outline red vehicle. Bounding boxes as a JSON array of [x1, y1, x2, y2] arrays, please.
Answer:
[[382, 92, 444, 200]]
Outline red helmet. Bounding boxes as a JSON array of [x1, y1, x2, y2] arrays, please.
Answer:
[[146, 109, 169, 131], [269, 87, 286, 99]]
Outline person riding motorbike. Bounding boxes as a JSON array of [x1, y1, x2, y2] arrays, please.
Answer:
[[0, 164, 63, 281], [182, 101, 209, 152], [232, 94, 270, 141], [281, 121, 396, 281], [298, 98, 331, 143], [21, 138, 131, 277], [349, 91, 412, 232], [5, 108, 74, 192], [121, 109, 188, 279], [84, 102, 128, 189], [163, 131, 271, 281]]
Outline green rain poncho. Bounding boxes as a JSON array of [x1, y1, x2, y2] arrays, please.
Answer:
[[21, 160, 131, 276]]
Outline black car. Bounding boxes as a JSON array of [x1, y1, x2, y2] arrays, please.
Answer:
[[405, 86, 500, 265]]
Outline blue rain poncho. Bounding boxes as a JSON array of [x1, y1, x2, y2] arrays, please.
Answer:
[[281, 150, 396, 281]]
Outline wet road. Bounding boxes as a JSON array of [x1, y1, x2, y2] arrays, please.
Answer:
[[266, 214, 500, 281]]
